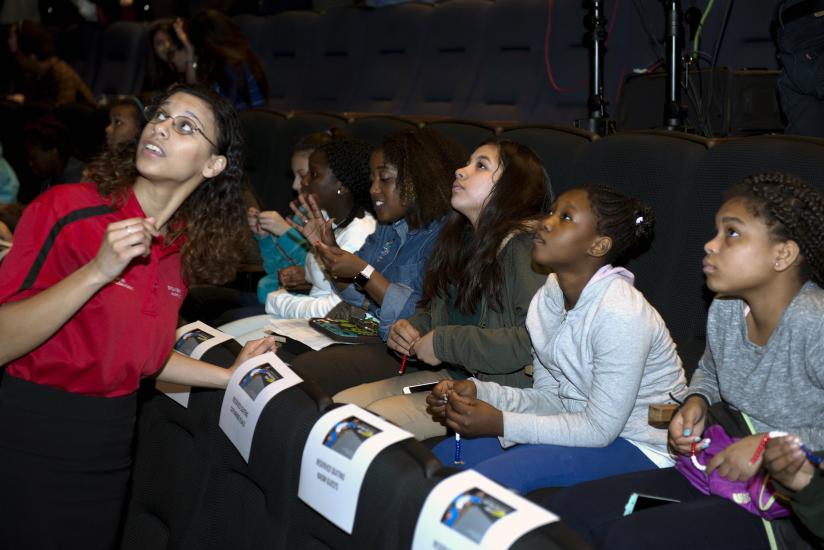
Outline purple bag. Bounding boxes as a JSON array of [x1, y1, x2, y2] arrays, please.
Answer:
[[674, 424, 791, 520]]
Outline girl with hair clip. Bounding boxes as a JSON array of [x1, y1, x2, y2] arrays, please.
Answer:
[[0, 84, 275, 549], [543, 173, 824, 550], [287, 127, 464, 395], [221, 138, 377, 335], [425, 185, 687, 491], [332, 139, 552, 440]]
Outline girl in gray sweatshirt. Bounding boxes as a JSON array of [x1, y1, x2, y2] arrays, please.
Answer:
[[427, 186, 687, 493]]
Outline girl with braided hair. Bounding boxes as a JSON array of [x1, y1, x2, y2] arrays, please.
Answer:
[[221, 140, 377, 339], [543, 173, 824, 549], [423, 185, 686, 490]]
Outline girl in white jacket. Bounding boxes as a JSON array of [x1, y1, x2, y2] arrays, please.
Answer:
[[426, 185, 687, 493], [222, 140, 376, 341]]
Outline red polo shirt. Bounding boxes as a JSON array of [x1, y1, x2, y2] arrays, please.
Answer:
[[0, 183, 188, 397]]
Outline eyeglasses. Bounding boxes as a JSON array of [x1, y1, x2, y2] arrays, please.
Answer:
[[143, 106, 217, 150]]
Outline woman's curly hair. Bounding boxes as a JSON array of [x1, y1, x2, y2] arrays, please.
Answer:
[[87, 83, 248, 285], [421, 138, 553, 314], [584, 184, 656, 266], [726, 172, 824, 287], [381, 127, 465, 230]]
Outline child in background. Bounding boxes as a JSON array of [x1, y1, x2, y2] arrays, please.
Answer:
[[105, 96, 145, 153], [426, 186, 687, 492], [544, 173, 824, 549]]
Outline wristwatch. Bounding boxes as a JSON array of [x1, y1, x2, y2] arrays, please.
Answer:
[[354, 264, 375, 290]]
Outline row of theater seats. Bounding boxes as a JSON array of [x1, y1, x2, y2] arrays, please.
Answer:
[[46, 0, 780, 124], [237, 107, 824, 373], [121, 122, 824, 549], [123, 369, 587, 549]]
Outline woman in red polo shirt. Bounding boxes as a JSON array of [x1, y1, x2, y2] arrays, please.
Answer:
[[0, 84, 274, 549]]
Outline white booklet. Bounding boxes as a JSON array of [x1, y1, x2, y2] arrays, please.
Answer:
[[298, 404, 413, 534], [412, 470, 559, 550], [218, 351, 303, 461], [156, 321, 234, 407]]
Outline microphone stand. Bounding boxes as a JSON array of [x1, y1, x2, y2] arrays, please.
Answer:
[[575, 0, 616, 136]]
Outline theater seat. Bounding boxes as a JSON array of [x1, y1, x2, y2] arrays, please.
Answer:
[[573, 131, 713, 373], [346, 115, 418, 146], [425, 119, 495, 154], [499, 125, 598, 195], [238, 109, 288, 211], [93, 21, 148, 97], [350, 3, 432, 114], [402, 0, 493, 118], [259, 11, 320, 112]]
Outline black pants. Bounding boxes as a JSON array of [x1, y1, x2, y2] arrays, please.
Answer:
[[289, 343, 412, 396], [538, 467, 769, 550], [777, 4, 824, 137], [0, 375, 137, 550]]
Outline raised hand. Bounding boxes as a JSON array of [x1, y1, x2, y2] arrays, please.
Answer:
[[288, 194, 336, 247]]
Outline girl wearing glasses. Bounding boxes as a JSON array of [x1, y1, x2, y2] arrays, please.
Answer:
[[0, 84, 275, 549]]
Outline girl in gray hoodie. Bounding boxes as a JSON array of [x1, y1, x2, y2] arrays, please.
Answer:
[[427, 186, 687, 493]]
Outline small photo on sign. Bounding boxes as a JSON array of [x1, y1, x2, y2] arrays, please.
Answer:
[[440, 488, 515, 544], [174, 329, 213, 355], [239, 365, 283, 400], [322, 416, 382, 459]]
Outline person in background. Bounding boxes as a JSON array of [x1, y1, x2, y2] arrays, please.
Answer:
[[104, 96, 145, 154], [23, 116, 85, 197], [171, 10, 268, 110], [6, 20, 94, 106], [0, 143, 20, 204]]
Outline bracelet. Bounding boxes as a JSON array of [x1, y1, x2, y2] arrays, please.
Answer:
[[750, 433, 771, 465]]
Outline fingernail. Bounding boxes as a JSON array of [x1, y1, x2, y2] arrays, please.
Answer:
[[700, 438, 711, 449], [693, 436, 701, 443], [683, 428, 691, 436]]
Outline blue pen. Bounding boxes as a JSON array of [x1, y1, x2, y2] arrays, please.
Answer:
[[453, 433, 464, 465]]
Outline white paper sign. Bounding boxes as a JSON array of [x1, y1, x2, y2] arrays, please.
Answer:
[[218, 352, 303, 461], [411, 470, 559, 550], [298, 404, 413, 534], [157, 322, 235, 407]]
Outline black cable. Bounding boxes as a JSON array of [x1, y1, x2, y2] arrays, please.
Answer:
[[705, 0, 734, 136]]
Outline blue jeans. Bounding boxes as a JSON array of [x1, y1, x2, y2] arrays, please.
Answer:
[[777, 3, 824, 137], [432, 436, 658, 494]]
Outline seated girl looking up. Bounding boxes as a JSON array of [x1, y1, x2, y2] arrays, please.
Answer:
[[426, 185, 688, 493], [288, 128, 464, 395], [544, 173, 824, 549], [333, 139, 552, 440]]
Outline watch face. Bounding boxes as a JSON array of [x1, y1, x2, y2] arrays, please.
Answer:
[[354, 272, 369, 289]]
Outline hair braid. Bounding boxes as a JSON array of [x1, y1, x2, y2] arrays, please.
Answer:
[[727, 172, 824, 287]]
